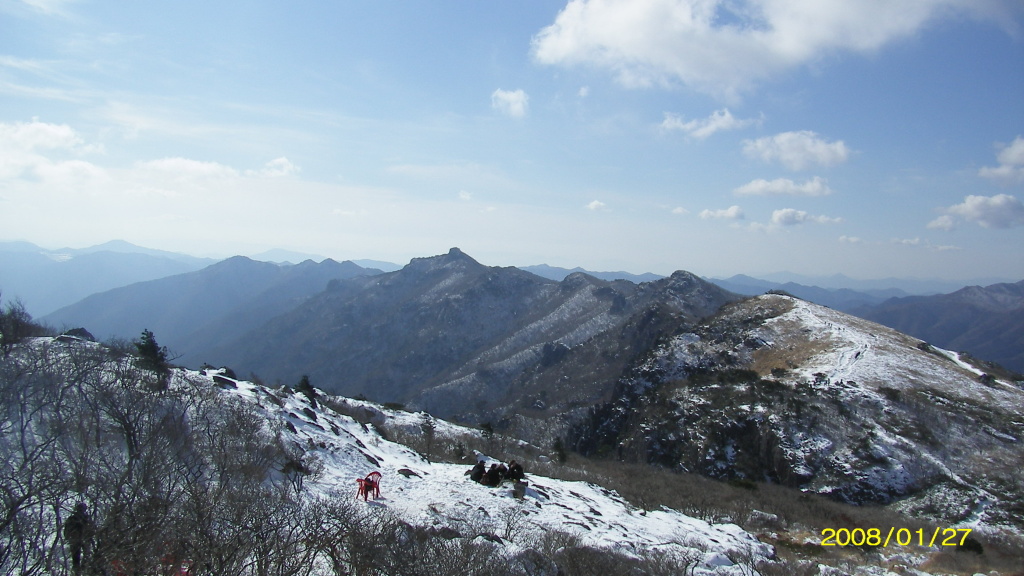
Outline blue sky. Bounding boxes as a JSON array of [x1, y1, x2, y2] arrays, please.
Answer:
[[1, 0, 1022, 281]]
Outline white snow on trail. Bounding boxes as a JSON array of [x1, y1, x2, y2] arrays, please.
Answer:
[[760, 296, 1024, 410], [215, 375, 772, 574]]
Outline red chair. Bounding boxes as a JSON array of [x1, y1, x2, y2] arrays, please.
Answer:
[[356, 471, 382, 501]]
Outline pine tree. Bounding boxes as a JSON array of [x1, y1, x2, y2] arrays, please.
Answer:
[[553, 437, 568, 464], [134, 329, 170, 383], [420, 413, 436, 463]]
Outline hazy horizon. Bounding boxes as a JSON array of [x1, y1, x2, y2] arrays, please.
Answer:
[[4, 237, 1017, 289], [2, 1, 1022, 281]]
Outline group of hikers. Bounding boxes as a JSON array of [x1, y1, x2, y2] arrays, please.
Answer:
[[467, 458, 525, 487]]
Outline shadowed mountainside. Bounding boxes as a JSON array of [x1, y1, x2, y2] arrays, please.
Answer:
[[42, 256, 381, 367], [209, 248, 738, 435], [571, 294, 1024, 529], [852, 280, 1024, 373]]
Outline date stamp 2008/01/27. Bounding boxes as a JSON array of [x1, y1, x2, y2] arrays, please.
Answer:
[[820, 527, 972, 548]]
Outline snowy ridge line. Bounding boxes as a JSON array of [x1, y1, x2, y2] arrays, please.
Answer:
[[763, 297, 1022, 404], [611, 294, 1024, 531], [204, 369, 774, 573]]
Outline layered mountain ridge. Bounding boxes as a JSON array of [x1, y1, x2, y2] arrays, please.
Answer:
[[853, 280, 1024, 372], [571, 294, 1024, 529], [0, 240, 213, 316], [211, 248, 737, 435], [41, 255, 380, 365]]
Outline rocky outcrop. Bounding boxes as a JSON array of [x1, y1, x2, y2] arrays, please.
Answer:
[[570, 294, 1024, 529]]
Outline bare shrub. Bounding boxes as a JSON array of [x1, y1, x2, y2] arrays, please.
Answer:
[[639, 543, 703, 576], [755, 558, 820, 576], [553, 544, 639, 576]]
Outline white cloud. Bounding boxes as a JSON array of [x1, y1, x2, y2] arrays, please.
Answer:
[[931, 194, 1024, 229], [979, 136, 1024, 185], [926, 214, 955, 231], [0, 119, 83, 151], [136, 157, 238, 180], [388, 162, 514, 189], [491, 88, 529, 118], [246, 157, 299, 178], [20, 0, 76, 16], [578, 86, 590, 97], [734, 176, 833, 196], [586, 199, 607, 210], [332, 208, 368, 218], [0, 119, 104, 182], [532, 0, 1012, 97], [671, 206, 688, 215], [699, 205, 744, 220], [459, 191, 473, 201], [661, 108, 761, 139], [743, 131, 849, 171], [770, 208, 841, 226], [33, 159, 107, 185], [839, 235, 863, 244]]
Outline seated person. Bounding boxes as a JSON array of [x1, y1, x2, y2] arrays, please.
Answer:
[[482, 464, 502, 487], [469, 461, 486, 483], [507, 460, 524, 481]]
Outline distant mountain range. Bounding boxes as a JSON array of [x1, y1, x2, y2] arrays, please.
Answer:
[[14, 239, 1023, 375], [745, 271, 1007, 295], [40, 248, 736, 434], [41, 255, 380, 367], [520, 263, 663, 284], [0, 240, 215, 316], [852, 280, 1024, 373], [708, 274, 908, 311]]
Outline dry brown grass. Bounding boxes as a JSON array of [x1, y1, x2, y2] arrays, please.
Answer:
[[750, 334, 831, 377]]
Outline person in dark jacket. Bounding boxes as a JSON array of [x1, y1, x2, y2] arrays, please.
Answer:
[[63, 502, 92, 572], [482, 464, 502, 487], [507, 460, 524, 481], [469, 461, 486, 483]]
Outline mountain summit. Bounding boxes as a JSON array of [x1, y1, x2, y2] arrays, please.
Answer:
[[208, 249, 738, 437]]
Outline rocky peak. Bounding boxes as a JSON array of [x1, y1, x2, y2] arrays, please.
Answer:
[[405, 247, 483, 274], [559, 271, 602, 292]]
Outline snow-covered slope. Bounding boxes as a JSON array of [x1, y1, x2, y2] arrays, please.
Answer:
[[207, 370, 773, 573], [574, 294, 1024, 531]]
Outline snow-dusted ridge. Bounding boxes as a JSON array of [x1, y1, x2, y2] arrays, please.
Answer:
[[623, 294, 1024, 530], [201, 369, 773, 573], [756, 297, 1023, 403]]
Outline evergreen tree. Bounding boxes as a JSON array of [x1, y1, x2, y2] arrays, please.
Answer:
[[296, 374, 318, 404], [420, 413, 436, 463], [553, 437, 568, 464], [134, 329, 170, 382]]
